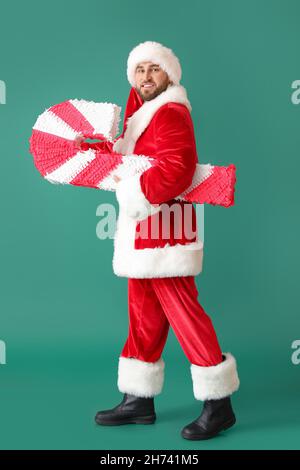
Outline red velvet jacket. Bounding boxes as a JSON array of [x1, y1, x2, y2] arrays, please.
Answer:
[[110, 84, 203, 278]]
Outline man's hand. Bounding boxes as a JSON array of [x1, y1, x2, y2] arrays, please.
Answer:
[[74, 134, 85, 149], [113, 175, 121, 183]]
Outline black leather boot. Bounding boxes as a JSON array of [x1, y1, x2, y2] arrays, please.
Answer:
[[95, 393, 156, 426], [181, 395, 236, 440]]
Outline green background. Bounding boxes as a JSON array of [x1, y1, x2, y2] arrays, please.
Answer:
[[0, 0, 299, 450]]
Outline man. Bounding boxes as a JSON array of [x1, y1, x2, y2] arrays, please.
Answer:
[[95, 41, 240, 440]]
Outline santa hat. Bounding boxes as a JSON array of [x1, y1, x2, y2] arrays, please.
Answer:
[[127, 41, 182, 88]]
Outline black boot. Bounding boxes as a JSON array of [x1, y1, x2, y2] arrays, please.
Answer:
[[181, 395, 236, 440], [95, 393, 156, 426]]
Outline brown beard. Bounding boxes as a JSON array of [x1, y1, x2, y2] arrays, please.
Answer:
[[136, 79, 171, 101]]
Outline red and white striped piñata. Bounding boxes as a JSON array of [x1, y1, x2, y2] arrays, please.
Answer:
[[29, 99, 236, 207]]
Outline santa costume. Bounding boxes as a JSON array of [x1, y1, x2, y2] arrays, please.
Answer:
[[95, 41, 240, 440]]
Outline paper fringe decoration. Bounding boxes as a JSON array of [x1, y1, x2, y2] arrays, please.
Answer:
[[29, 99, 236, 207]]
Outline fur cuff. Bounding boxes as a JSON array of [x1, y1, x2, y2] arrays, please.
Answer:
[[190, 352, 240, 401], [115, 173, 161, 221], [117, 356, 165, 398]]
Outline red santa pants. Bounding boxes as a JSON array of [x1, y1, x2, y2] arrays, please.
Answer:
[[116, 275, 242, 400], [121, 276, 222, 366], [121, 276, 223, 366]]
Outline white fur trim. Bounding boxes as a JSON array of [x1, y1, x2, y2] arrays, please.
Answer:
[[115, 173, 161, 221], [127, 41, 182, 88], [112, 207, 203, 278], [117, 356, 165, 398], [112, 84, 191, 155], [190, 352, 240, 401]]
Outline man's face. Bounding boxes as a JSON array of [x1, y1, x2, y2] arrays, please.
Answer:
[[134, 61, 172, 101]]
